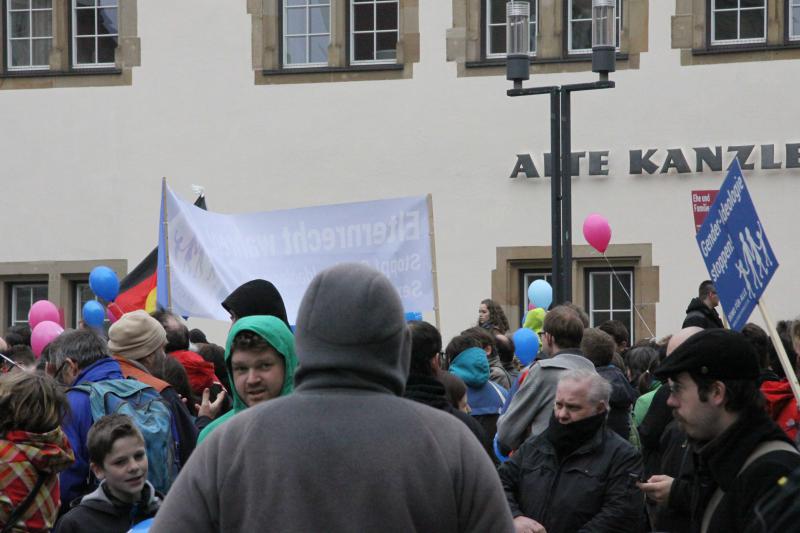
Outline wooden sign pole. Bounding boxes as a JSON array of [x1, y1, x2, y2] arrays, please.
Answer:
[[426, 194, 441, 330], [757, 297, 800, 405]]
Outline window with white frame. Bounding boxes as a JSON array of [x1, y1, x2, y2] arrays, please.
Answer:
[[74, 282, 102, 328], [586, 269, 633, 341], [7, 0, 53, 71], [710, 0, 766, 45], [351, 0, 399, 63], [789, 0, 800, 40], [569, 0, 620, 54], [486, 0, 537, 58], [9, 283, 48, 327], [284, 0, 331, 67], [72, 0, 118, 67]]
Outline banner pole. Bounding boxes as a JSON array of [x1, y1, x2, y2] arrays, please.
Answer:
[[757, 297, 800, 405], [161, 177, 173, 312], [427, 194, 441, 330], [718, 304, 730, 329]]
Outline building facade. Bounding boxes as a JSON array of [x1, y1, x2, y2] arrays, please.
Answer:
[[1, 0, 797, 343]]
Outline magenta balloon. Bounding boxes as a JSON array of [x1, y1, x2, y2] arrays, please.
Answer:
[[583, 213, 612, 253], [28, 300, 60, 330], [31, 320, 64, 358]]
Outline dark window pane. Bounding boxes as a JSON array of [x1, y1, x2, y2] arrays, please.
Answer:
[[611, 312, 632, 333], [309, 35, 328, 62], [285, 35, 306, 64], [32, 38, 51, 64], [97, 35, 116, 62], [32, 285, 48, 301], [309, 0, 328, 4], [612, 273, 631, 308], [354, 3, 373, 31], [354, 32, 373, 60], [593, 274, 611, 309], [97, 7, 117, 34], [309, 6, 329, 33], [490, 0, 506, 24], [10, 0, 30, 9], [376, 2, 397, 31], [740, 0, 765, 7], [714, 11, 737, 40], [375, 31, 396, 59], [490, 25, 506, 54], [740, 9, 764, 39], [530, 22, 536, 52], [593, 312, 611, 327], [98, 0, 117, 5], [10, 41, 30, 67], [286, 7, 305, 34], [76, 36, 95, 63], [76, 8, 95, 36], [75, 0, 95, 6], [571, 20, 591, 49], [11, 12, 30, 38], [714, 0, 737, 9], [16, 289, 33, 322], [32, 10, 51, 36], [572, 0, 592, 20]]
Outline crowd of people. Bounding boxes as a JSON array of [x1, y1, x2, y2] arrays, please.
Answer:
[[1, 269, 800, 532]]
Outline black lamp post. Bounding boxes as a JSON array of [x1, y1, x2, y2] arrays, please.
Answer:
[[506, 0, 616, 305]]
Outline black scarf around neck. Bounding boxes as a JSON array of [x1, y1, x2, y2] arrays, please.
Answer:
[[545, 412, 605, 459]]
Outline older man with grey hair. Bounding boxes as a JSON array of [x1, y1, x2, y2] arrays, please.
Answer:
[[499, 369, 644, 533]]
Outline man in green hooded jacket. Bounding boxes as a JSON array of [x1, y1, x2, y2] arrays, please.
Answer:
[[197, 315, 297, 443]]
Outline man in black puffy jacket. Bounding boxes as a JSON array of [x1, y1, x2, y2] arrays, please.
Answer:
[[500, 369, 644, 533], [682, 280, 724, 329]]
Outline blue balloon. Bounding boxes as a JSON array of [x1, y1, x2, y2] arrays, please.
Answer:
[[82, 300, 106, 328], [89, 266, 120, 302], [527, 279, 553, 310], [512, 327, 540, 366]]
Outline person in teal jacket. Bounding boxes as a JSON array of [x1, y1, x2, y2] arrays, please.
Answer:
[[197, 315, 297, 443]]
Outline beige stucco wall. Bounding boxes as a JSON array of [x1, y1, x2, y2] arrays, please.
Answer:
[[0, 0, 798, 344]]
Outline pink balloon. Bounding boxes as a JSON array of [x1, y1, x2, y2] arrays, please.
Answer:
[[28, 300, 60, 330], [583, 213, 612, 253], [31, 320, 64, 358]]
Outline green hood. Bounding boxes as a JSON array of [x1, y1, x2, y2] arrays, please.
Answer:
[[198, 315, 297, 443]]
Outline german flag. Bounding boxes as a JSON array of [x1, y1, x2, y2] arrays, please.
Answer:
[[116, 195, 207, 314]]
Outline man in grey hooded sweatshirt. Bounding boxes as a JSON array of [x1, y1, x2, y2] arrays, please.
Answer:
[[152, 263, 514, 533]]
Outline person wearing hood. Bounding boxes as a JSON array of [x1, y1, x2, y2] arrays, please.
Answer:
[[196, 314, 297, 443], [499, 370, 644, 533], [152, 263, 514, 533], [55, 414, 161, 533], [447, 339, 509, 450], [0, 372, 75, 533], [682, 280, 724, 329], [221, 279, 290, 327], [461, 327, 512, 389]]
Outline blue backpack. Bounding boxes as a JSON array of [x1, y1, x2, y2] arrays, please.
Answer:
[[72, 379, 179, 494]]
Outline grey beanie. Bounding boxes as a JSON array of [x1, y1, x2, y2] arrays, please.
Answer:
[[293, 263, 411, 396]]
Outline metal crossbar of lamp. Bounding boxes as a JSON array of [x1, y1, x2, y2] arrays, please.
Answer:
[[506, 0, 616, 305]]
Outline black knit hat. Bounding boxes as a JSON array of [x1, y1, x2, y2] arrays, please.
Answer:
[[654, 328, 759, 381], [221, 279, 289, 327]]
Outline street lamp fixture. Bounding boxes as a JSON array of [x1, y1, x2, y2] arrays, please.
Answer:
[[505, 0, 617, 305]]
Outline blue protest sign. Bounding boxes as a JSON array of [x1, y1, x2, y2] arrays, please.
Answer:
[[695, 160, 779, 331]]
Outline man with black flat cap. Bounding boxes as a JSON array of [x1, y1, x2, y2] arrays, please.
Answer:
[[639, 328, 800, 533]]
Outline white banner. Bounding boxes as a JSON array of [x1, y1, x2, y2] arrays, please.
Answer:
[[158, 185, 435, 323]]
